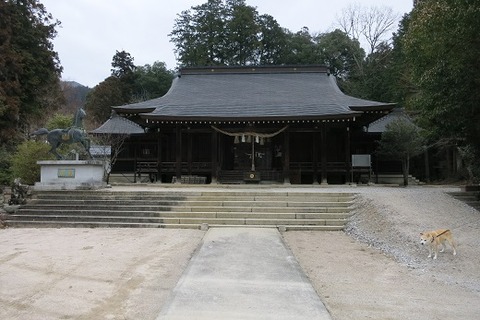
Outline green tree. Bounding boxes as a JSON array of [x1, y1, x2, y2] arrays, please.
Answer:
[[0, 0, 63, 144], [11, 140, 52, 185], [111, 50, 137, 99], [402, 0, 480, 179], [170, 0, 290, 66], [282, 27, 320, 65], [86, 55, 174, 125], [380, 14, 415, 107], [133, 61, 174, 101], [46, 113, 73, 130], [376, 118, 425, 186], [316, 29, 365, 80], [85, 76, 128, 125], [170, 0, 368, 75], [224, 0, 259, 65], [111, 50, 135, 76], [86, 50, 137, 124], [256, 14, 288, 65], [343, 42, 396, 101], [170, 0, 227, 66], [0, 146, 12, 185]]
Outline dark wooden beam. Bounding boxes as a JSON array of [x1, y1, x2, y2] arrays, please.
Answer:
[[211, 131, 218, 183], [320, 124, 328, 184], [175, 124, 182, 183], [283, 129, 290, 184], [313, 131, 320, 184]]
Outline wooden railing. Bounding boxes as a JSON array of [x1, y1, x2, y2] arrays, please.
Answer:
[[218, 170, 283, 184], [135, 161, 212, 174], [290, 162, 349, 172]]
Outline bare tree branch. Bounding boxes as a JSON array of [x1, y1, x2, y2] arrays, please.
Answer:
[[91, 133, 128, 184], [336, 4, 365, 41], [336, 4, 399, 55], [363, 6, 398, 54]]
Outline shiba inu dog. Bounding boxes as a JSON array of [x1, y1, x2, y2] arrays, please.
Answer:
[[420, 229, 457, 259]]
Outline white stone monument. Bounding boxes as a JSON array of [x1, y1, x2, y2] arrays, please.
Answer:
[[35, 160, 106, 190]]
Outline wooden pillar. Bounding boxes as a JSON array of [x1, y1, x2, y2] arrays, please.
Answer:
[[320, 123, 328, 184], [424, 149, 430, 183], [283, 129, 290, 184], [211, 130, 218, 184], [175, 124, 182, 183], [133, 136, 138, 183], [157, 131, 162, 183], [345, 126, 351, 184], [312, 131, 319, 184], [187, 132, 192, 175]]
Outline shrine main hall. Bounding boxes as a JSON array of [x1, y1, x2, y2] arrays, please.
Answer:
[[94, 65, 395, 184]]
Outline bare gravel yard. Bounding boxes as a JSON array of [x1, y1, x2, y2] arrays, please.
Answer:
[[284, 185, 480, 320], [1, 185, 479, 319]]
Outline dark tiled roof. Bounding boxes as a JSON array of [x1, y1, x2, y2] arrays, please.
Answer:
[[113, 65, 395, 121], [367, 108, 413, 133], [90, 114, 144, 134]]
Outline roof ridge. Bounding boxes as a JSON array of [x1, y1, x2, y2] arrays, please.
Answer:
[[180, 65, 330, 75]]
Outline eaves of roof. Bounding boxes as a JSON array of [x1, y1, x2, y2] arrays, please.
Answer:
[[367, 107, 414, 133]]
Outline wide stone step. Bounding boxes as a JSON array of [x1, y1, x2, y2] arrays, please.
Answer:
[[5, 220, 200, 229], [7, 214, 345, 226], [6, 220, 343, 231], [33, 190, 353, 196], [31, 196, 355, 204], [22, 201, 352, 212], [13, 209, 350, 220], [448, 191, 480, 210], [7, 189, 356, 230], [33, 192, 354, 201]]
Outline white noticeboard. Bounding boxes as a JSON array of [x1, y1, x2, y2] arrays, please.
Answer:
[[352, 154, 371, 168]]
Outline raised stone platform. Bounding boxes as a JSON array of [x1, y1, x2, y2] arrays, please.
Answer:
[[35, 160, 106, 190]]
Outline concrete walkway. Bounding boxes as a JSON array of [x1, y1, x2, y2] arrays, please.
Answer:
[[157, 228, 332, 320]]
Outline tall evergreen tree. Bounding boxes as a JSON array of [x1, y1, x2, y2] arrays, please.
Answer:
[[0, 0, 63, 144], [111, 50, 136, 78], [86, 52, 173, 125], [170, 0, 227, 66], [224, 0, 259, 65], [133, 61, 174, 101], [403, 0, 480, 178], [256, 14, 288, 65], [377, 118, 425, 186], [170, 0, 367, 81], [170, 0, 291, 67], [315, 29, 365, 80]]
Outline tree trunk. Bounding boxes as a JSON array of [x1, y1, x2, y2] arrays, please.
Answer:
[[402, 157, 409, 186]]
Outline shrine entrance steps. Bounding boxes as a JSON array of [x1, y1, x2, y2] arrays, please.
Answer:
[[6, 187, 356, 231], [448, 190, 480, 211]]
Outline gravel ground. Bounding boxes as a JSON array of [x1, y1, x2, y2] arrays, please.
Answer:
[[284, 185, 480, 320], [346, 186, 480, 292], [1, 185, 479, 319]]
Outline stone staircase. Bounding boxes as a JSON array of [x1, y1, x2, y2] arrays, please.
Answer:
[[448, 191, 480, 211], [5, 189, 356, 231]]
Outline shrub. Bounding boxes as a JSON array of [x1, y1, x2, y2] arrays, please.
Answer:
[[11, 140, 53, 185], [0, 146, 12, 185]]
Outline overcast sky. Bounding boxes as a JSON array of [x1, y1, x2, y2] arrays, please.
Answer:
[[41, 0, 413, 87]]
